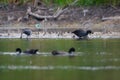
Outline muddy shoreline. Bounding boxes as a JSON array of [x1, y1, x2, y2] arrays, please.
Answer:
[[0, 5, 120, 39], [0, 22, 120, 39], [0, 31, 120, 39]]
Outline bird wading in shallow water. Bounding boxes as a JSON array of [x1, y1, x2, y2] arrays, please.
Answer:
[[72, 29, 93, 39], [16, 48, 38, 55], [51, 47, 75, 56], [20, 28, 32, 40]]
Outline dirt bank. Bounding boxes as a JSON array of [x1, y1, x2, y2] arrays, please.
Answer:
[[0, 4, 120, 37]]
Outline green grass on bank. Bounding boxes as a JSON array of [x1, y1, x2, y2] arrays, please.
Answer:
[[44, 0, 120, 6], [0, 0, 120, 6]]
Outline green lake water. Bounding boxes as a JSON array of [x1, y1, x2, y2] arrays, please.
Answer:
[[0, 39, 120, 80]]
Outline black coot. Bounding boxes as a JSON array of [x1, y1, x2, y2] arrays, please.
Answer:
[[16, 48, 38, 55], [72, 29, 93, 39], [20, 28, 32, 40], [52, 47, 75, 56]]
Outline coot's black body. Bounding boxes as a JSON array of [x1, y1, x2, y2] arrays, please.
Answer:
[[20, 28, 32, 40], [72, 29, 93, 39], [16, 48, 38, 55], [52, 47, 75, 56]]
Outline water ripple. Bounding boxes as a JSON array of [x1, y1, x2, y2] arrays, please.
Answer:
[[0, 52, 83, 56], [0, 65, 120, 71]]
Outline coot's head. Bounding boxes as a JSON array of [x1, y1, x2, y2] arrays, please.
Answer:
[[16, 48, 22, 54], [68, 47, 75, 54], [34, 49, 39, 54], [86, 30, 93, 34]]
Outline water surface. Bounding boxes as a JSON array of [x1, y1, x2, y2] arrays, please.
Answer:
[[0, 39, 120, 80]]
